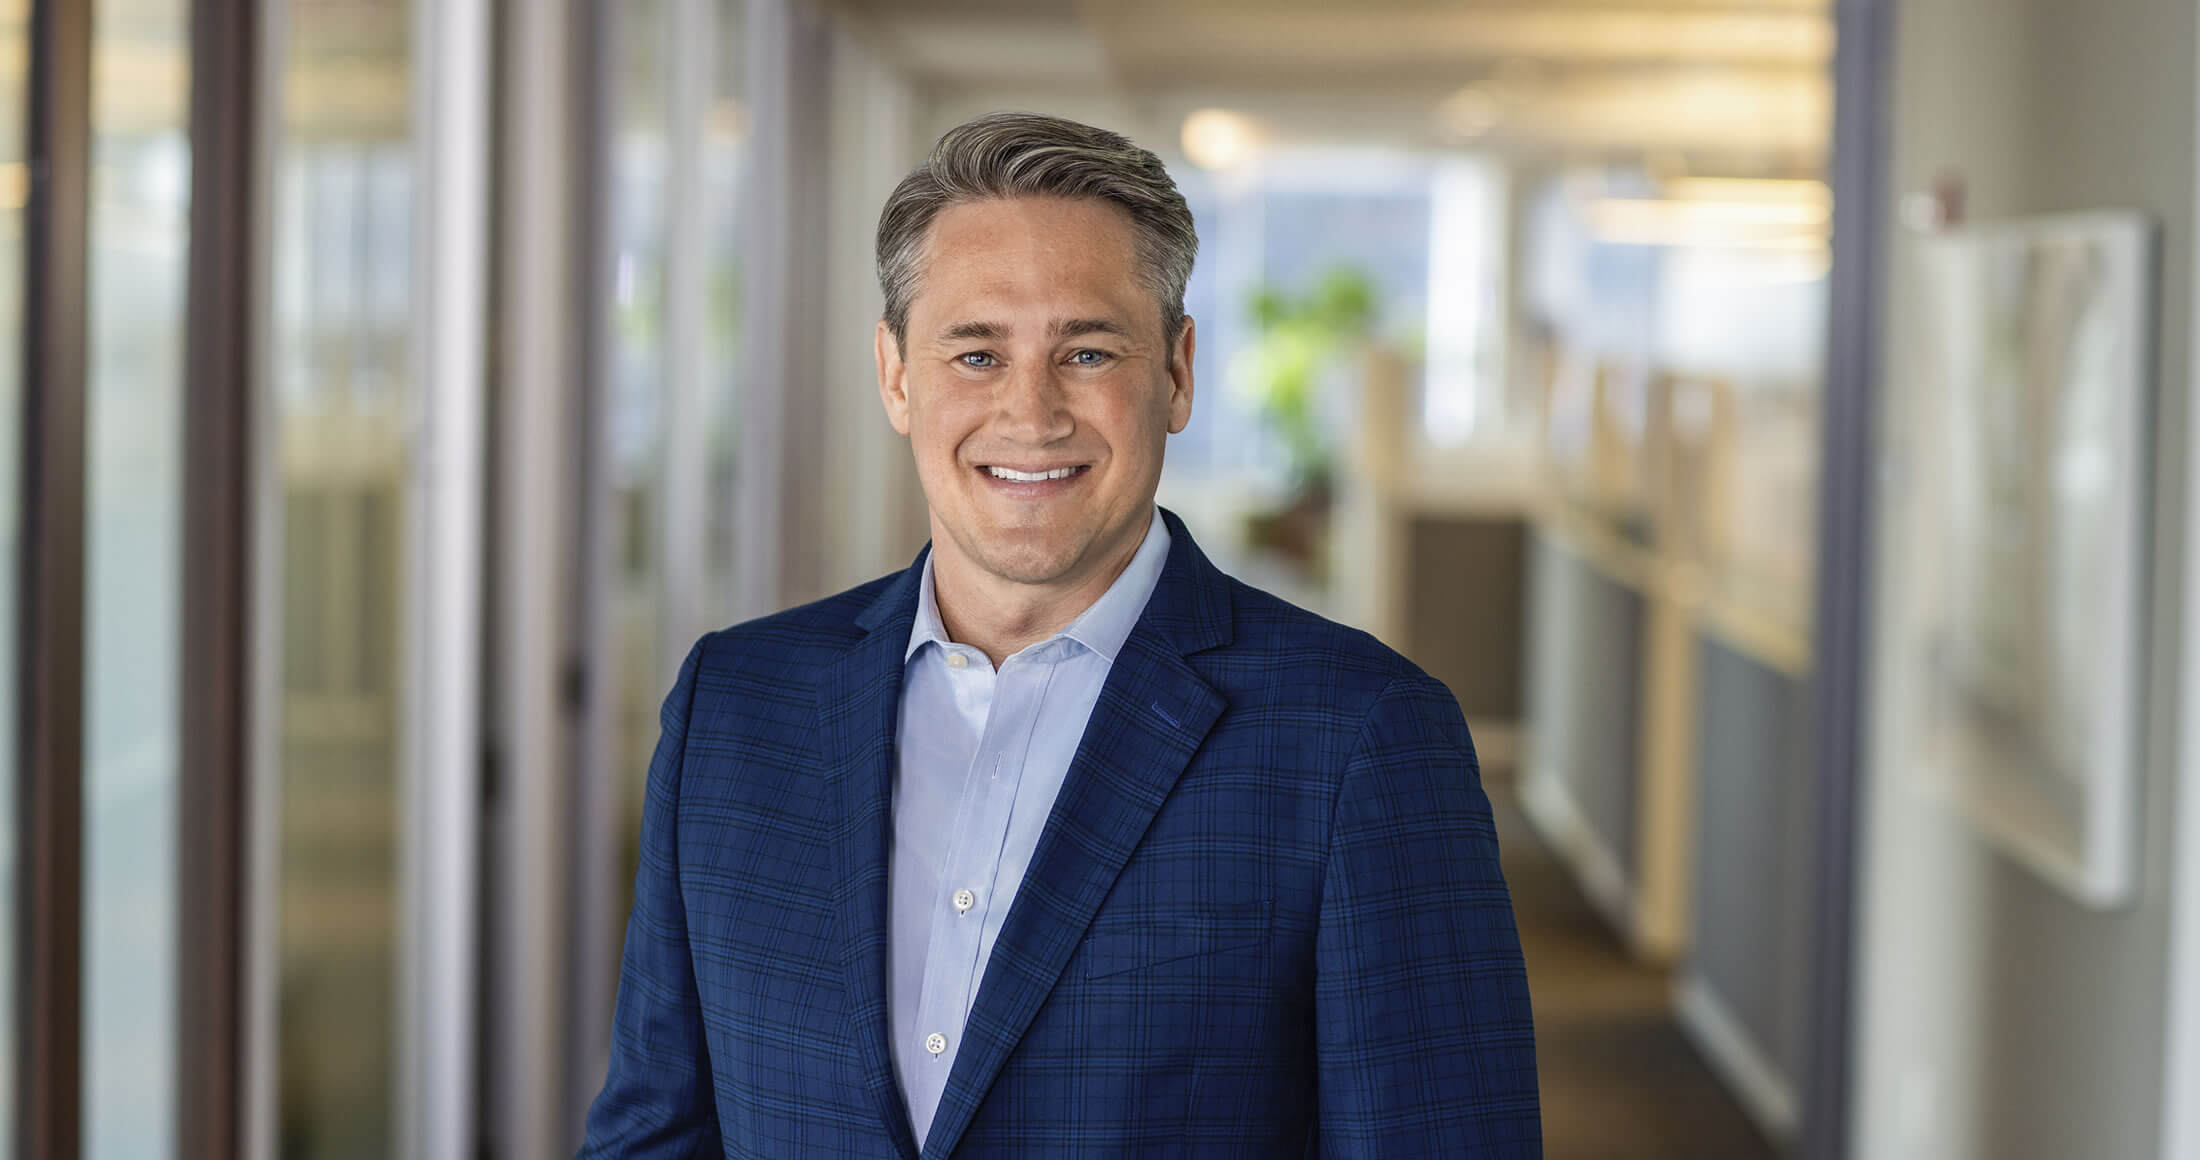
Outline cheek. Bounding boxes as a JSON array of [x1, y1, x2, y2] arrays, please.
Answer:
[[1100, 385, 1174, 454], [906, 393, 980, 467]]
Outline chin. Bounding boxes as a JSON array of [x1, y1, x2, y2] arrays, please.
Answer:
[[967, 537, 1085, 586]]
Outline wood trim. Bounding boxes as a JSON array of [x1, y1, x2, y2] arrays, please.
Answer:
[[176, 1, 261, 1156], [16, 0, 92, 1156], [1631, 580, 1701, 962]]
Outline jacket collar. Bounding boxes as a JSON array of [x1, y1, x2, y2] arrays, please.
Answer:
[[824, 507, 1232, 1158], [902, 507, 1174, 666], [853, 507, 1232, 655]]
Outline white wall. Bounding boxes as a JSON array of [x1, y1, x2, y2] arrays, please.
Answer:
[[1851, 0, 2195, 1156]]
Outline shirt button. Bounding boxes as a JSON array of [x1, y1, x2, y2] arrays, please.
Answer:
[[952, 889, 976, 912], [925, 1032, 948, 1055], [946, 652, 968, 669]]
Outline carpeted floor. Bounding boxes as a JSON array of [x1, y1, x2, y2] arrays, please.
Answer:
[[1487, 776, 1782, 1160]]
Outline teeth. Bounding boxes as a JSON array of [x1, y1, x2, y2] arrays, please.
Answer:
[[986, 466, 1080, 482]]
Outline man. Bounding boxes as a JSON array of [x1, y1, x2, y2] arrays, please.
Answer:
[[582, 112, 1540, 1158]]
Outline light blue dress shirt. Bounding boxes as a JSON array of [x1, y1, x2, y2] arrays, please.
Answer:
[[888, 507, 1171, 1147]]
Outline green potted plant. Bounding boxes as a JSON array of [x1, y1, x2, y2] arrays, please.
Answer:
[[1236, 266, 1379, 573]]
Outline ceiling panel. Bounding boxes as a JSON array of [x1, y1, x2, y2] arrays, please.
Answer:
[[841, 0, 1834, 159]]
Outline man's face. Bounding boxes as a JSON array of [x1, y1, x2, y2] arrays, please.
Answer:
[[877, 196, 1194, 592]]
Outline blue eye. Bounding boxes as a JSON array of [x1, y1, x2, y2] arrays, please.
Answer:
[[1069, 349, 1111, 367], [959, 352, 997, 368]]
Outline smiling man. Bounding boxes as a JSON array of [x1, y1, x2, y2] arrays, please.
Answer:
[[581, 112, 1541, 1159]]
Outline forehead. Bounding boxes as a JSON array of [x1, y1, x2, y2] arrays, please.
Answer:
[[910, 196, 1150, 326]]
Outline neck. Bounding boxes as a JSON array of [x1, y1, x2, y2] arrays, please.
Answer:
[[929, 517, 1152, 668]]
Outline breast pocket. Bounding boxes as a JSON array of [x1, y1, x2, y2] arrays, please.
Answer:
[[1073, 900, 1274, 981]]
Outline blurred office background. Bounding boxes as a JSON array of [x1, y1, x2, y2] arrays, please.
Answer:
[[6, 0, 2200, 1158]]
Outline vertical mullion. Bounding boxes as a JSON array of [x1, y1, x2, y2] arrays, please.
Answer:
[[1801, 0, 1894, 1158], [565, 0, 622, 1125], [15, 0, 92, 1156], [176, 0, 261, 1156], [488, 0, 585, 1151], [402, 0, 491, 1155]]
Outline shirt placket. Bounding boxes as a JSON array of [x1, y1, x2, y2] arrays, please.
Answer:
[[910, 645, 1054, 1095]]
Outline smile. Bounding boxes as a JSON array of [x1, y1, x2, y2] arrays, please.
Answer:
[[983, 465, 1088, 482]]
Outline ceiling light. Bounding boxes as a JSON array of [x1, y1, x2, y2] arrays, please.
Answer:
[[1586, 197, 1829, 250], [1180, 109, 1260, 171], [1665, 176, 1831, 208], [1436, 85, 1503, 140]]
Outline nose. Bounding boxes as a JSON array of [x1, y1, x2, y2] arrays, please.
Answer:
[[992, 358, 1074, 445]]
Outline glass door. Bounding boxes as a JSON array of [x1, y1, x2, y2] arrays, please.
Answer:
[[253, 0, 489, 1154], [570, 0, 750, 1114], [260, 2, 417, 1152]]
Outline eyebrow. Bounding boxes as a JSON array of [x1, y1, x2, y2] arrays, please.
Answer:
[[932, 317, 1136, 344], [1051, 317, 1133, 340], [937, 320, 1006, 343]]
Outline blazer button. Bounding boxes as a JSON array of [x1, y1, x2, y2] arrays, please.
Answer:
[[925, 1032, 948, 1055]]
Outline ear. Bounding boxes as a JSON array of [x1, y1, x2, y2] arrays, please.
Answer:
[[876, 319, 912, 436], [1165, 316, 1196, 435]]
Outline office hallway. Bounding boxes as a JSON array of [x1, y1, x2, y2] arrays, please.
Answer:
[[1487, 777, 1781, 1160]]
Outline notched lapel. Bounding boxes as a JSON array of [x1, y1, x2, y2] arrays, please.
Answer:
[[821, 566, 924, 1160], [920, 629, 1227, 1159]]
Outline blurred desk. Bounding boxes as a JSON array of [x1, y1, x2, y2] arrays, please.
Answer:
[[1329, 443, 1539, 771]]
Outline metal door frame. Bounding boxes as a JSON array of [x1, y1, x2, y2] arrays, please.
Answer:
[[14, 1, 93, 1151], [1801, 0, 1896, 1158]]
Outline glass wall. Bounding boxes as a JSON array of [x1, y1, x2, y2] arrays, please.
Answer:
[[82, 1, 191, 1154], [585, 0, 751, 1011], [0, 0, 28, 1142], [264, 1, 415, 1154], [602, 0, 673, 983], [700, 0, 747, 610]]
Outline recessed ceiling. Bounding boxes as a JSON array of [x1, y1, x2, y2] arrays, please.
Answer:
[[831, 0, 1834, 161]]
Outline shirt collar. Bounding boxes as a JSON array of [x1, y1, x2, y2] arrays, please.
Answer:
[[904, 507, 1171, 666]]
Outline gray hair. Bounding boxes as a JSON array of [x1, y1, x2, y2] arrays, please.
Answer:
[[875, 111, 1198, 352]]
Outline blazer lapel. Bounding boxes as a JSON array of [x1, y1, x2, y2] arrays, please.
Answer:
[[822, 562, 925, 1160], [921, 511, 1234, 1158]]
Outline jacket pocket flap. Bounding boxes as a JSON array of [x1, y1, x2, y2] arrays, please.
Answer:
[[1075, 901, 1274, 980]]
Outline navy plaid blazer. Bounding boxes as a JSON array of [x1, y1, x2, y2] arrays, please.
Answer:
[[581, 509, 1540, 1158]]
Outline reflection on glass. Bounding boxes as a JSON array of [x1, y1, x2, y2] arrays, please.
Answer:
[[82, 2, 190, 1155], [0, 0, 28, 1141], [605, 0, 671, 980], [267, 3, 414, 1155]]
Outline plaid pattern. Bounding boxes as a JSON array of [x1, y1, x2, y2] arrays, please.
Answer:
[[581, 509, 1541, 1158]]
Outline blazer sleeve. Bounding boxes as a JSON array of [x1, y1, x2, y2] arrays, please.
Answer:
[[1313, 672, 1542, 1158], [579, 636, 725, 1158]]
